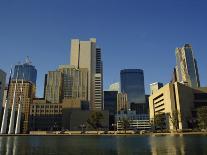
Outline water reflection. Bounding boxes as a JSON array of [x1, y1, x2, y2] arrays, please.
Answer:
[[0, 135, 207, 155], [149, 135, 185, 155]]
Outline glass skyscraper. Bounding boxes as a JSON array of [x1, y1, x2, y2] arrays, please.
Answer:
[[175, 44, 200, 88], [120, 69, 145, 105], [13, 62, 37, 85]]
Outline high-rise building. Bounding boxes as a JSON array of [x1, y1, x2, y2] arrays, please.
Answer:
[[117, 93, 128, 113], [104, 91, 118, 129], [104, 91, 118, 115], [70, 38, 103, 110], [45, 71, 63, 104], [175, 44, 200, 88], [58, 65, 88, 101], [120, 69, 145, 105], [0, 69, 6, 114], [13, 60, 37, 85], [8, 80, 35, 133], [109, 82, 120, 92], [150, 82, 163, 95]]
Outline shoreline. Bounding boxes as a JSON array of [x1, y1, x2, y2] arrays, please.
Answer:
[[0, 132, 207, 137]]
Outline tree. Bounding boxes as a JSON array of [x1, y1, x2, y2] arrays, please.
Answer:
[[169, 110, 180, 131], [120, 118, 130, 134], [154, 113, 165, 132], [197, 107, 207, 130], [87, 111, 104, 134]]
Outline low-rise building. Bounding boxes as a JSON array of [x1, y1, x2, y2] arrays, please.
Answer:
[[29, 98, 62, 131], [116, 110, 151, 130], [149, 82, 207, 131]]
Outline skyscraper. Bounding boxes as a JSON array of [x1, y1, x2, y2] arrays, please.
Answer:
[[120, 69, 145, 105], [70, 38, 103, 110], [58, 65, 88, 100], [175, 44, 200, 88], [13, 59, 37, 85], [0, 69, 6, 114], [45, 71, 63, 103]]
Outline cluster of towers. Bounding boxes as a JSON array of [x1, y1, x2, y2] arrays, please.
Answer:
[[0, 40, 206, 133]]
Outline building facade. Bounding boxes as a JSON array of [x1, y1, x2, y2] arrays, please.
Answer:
[[70, 38, 103, 110], [120, 69, 145, 105], [13, 61, 37, 85], [149, 82, 207, 131], [117, 93, 128, 113], [8, 80, 35, 133], [150, 82, 163, 95], [45, 71, 63, 104], [0, 69, 6, 115], [116, 111, 151, 131], [29, 99, 62, 131], [175, 44, 200, 88], [58, 65, 88, 101]]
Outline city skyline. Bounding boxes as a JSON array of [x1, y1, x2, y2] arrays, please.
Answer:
[[0, 0, 207, 97]]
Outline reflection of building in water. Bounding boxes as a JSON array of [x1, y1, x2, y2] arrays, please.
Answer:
[[149, 135, 185, 155]]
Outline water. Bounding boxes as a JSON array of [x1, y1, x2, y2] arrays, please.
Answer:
[[0, 135, 207, 155]]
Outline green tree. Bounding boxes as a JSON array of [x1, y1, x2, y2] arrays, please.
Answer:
[[154, 113, 165, 132], [120, 118, 130, 134], [87, 111, 104, 134], [197, 107, 207, 130]]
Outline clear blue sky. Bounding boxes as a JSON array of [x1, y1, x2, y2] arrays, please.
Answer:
[[0, 0, 207, 97]]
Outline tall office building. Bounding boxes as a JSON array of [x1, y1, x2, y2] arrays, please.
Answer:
[[58, 65, 88, 100], [8, 80, 35, 133], [150, 82, 163, 95], [45, 71, 63, 104], [120, 69, 145, 105], [175, 44, 200, 88], [117, 93, 128, 113], [70, 38, 103, 110], [13, 59, 37, 86], [0, 69, 6, 114]]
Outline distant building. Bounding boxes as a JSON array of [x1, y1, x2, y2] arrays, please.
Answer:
[[109, 82, 120, 92], [58, 65, 88, 101], [175, 44, 200, 88], [8, 80, 35, 133], [104, 91, 118, 129], [13, 60, 37, 85], [117, 93, 128, 113], [116, 111, 151, 131], [0, 69, 6, 115], [70, 38, 103, 110], [150, 82, 163, 95], [45, 71, 63, 104], [120, 69, 145, 105], [149, 82, 207, 131]]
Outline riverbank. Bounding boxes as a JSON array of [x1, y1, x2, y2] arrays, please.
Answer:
[[0, 131, 207, 136]]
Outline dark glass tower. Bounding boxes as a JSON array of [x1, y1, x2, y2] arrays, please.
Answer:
[[120, 69, 145, 105], [13, 62, 37, 85]]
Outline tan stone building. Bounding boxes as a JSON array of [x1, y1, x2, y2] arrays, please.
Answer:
[[70, 38, 103, 110], [149, 82, 207, 131], [8, 80, 35, 133], [45, 71, 63, 104], [30, 98, 62, 131], [117, 93, 128, 113]]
